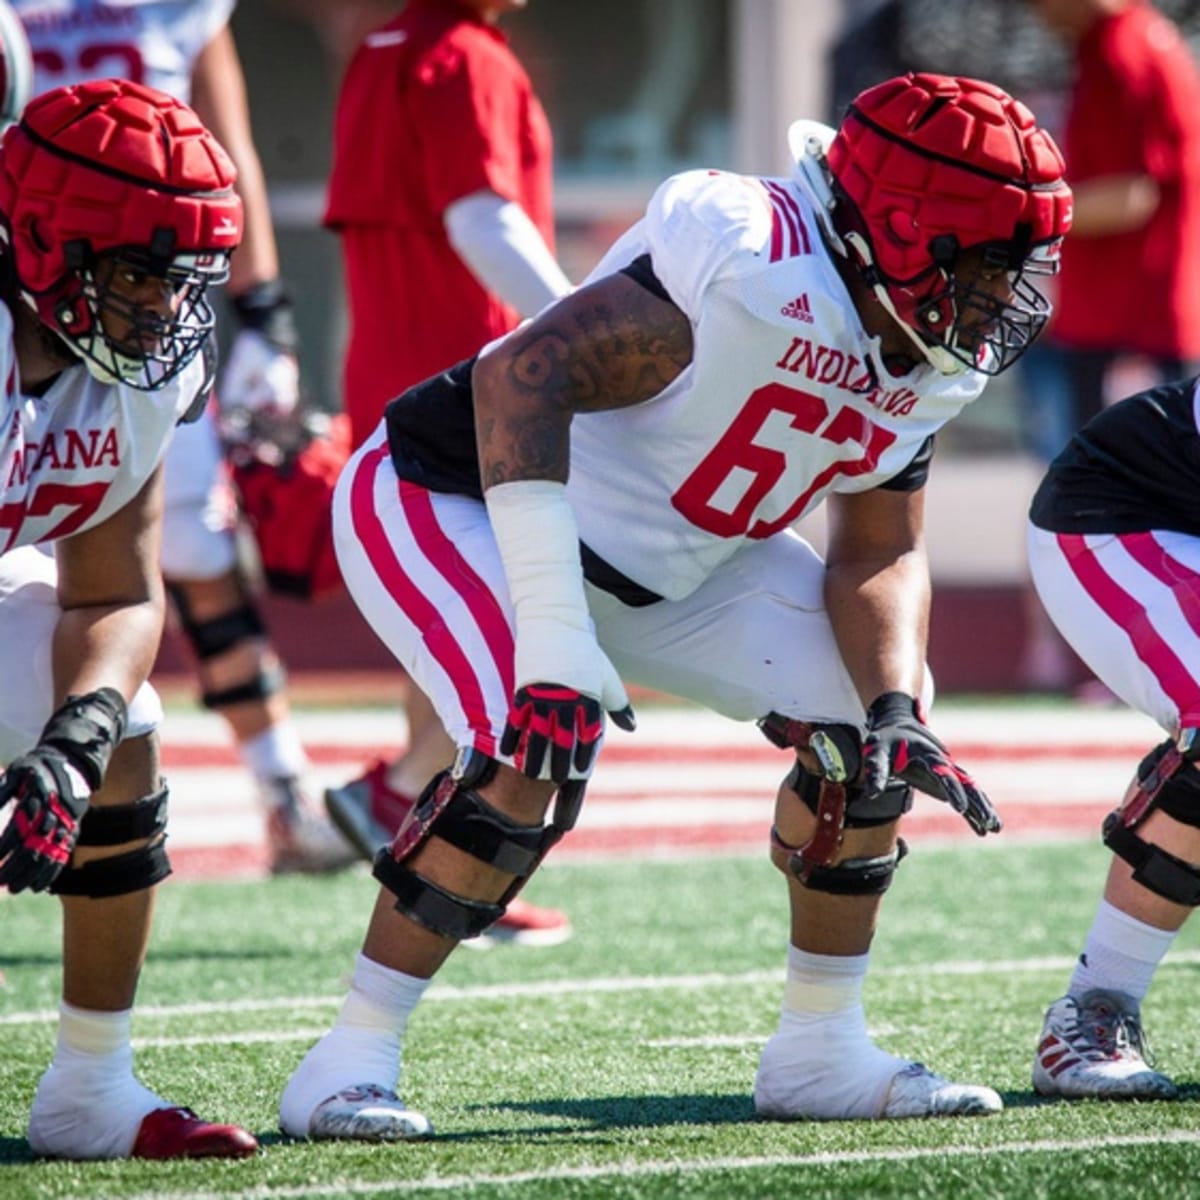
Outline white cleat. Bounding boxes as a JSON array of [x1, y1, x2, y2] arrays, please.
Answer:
[[755, 1029, 1001, 1121], [882, 1062, 1002, 1118], [1033, 990, 1177, 1100], [304, 1084, 431, 1142], [263, 776, 360, 874]]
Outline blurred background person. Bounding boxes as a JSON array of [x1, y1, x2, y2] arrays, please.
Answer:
[[13, 0, 360, 874], [318, 0, 573, 945], [1025, 0, 1200, 428]]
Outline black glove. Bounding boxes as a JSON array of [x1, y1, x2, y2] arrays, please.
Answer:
[[861, 691, 1001, 836], [501, 683, 635, 784], [0, 688, 126, 893], [0, 747, 91, 893]]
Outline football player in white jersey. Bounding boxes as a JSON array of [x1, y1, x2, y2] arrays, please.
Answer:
[[0, 77, 258, 1159], [277, 73, 1073, 1140], [11, 0, 357, 874]]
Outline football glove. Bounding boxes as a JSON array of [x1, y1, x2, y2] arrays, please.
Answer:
[[0, 747, 91, 893], [0, 687, 127, 893], [222, 280, 300, 415], [220, 329, 300, 415], [861, 691, 1001, 836], [502, 677, 636, 784]]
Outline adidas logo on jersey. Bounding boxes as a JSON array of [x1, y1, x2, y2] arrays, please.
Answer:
[[780, 294, 814, 323]]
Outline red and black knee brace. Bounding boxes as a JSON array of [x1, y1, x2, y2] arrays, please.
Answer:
[[1103, 733, 1200, 906], [372, 748, 585, 940], [760, 713, 911, 895]]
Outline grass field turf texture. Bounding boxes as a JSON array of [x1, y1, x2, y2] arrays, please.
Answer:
[[3, 698, 1200, 1198]]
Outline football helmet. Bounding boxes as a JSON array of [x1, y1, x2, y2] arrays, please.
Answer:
[[806, 72, 1072, 376], [0, 78, 243, 390]]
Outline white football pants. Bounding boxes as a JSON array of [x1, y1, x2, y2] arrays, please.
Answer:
[[1028, 521, 1200, 735]]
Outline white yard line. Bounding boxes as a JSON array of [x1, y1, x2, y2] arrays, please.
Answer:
[[7, 951, 1200, 1029], [82, 1129, 1200, 1200]]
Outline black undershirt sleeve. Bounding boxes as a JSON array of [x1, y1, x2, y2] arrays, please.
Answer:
[[878, 434, 934, 492], [620, 252, 673, 304]]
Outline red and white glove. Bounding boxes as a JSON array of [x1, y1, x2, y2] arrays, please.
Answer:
[[0, 748, 91, 893], [487, 480, 635, 784], [221, 281, 300, 416], [220, 330, 300, 415], [0, 687, 128, 893]]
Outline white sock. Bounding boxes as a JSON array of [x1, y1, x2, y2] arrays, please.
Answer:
[[756, 946, 904, 1119], [56, 1001, 132, 1057], [29, 1003, 161, 1158], [1068, 899, 1177, 1004], [337, 953, 430, 1033], [781, 944, 870, 1021], [279, 956, 430, 1135], [240, 723, 308, 784]]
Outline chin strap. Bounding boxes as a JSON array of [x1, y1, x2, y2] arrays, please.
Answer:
[[841, 229, 965, 377]]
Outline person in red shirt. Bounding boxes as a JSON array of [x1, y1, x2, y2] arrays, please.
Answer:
[[321, 0, 573, 946], [325, 0, 566, 445], [1030, 0, 1200, 426]]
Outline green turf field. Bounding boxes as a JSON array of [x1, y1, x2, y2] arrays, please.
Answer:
[[3, 839, 1199, 1199]]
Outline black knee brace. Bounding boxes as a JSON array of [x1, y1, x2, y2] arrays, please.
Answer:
[[50, 785, 172, 898], [773, 760, 912, 894], [165, 582, 285, 708], [1103, 736, 1200, 906], [200, 665, 286, 710], [167, 581, 266, 660], [372, 749, 584, 941]]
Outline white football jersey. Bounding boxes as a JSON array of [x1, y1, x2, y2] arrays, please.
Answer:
[[0, 301, 204, 553], [13, 0, 234, 102], [565, 167, 988, 601]]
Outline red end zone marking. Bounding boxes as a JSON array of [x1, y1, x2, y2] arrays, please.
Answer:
[[160, 741, 1148, 769], [165, 802, 1113, 881]]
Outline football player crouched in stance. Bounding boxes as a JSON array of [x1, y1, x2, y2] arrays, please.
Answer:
[[1027, 378, 1200, 1102], [279, 72, 1073, 1140], [0, 79, 256, 1159]]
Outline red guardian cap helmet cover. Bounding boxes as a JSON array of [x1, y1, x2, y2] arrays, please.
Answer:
[[0, 77, 243, 389], [825, 72, 1073, 375]]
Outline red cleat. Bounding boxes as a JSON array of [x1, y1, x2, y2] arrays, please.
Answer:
[[131, 1106, 258, 1159], [491, 897, 573, 946]]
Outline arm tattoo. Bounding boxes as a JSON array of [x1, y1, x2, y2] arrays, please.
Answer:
[[478, 276, 693, 489], [506, 282, 692, 411]]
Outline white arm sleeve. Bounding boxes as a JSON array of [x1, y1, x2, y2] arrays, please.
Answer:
[[444, 189, 573, 317]]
